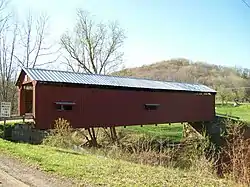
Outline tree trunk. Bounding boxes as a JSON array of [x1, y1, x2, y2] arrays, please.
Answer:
[[110, 126, 118, 143], [86, 128, 98, 147]]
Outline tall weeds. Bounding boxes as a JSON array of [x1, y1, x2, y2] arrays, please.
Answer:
[[43, 119, 217, 177], [38, 118, 250, 186], [221, 123, 250, 185]]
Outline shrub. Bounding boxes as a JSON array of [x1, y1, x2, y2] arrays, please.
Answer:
[[0, 123, 16, 140], [43, 118, 76, 148], [0, 128, 3, 138]]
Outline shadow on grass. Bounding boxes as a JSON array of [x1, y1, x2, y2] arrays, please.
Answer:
[[55, 149, 84, 156]]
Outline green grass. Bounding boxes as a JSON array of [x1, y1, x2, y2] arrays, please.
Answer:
[[216, 104, 250, 122], [119, 124, 183, 142], [0, 119, 32, 125], [0, 139, 236, 187]]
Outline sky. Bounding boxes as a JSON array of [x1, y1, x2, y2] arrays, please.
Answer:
[[8, 0, 250, 69]]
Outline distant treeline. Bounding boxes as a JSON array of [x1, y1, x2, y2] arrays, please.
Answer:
[[114, 58, 250, 104]]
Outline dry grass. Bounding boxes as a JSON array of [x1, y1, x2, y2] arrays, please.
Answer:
[[43, 119, 214, 170], [220, 123, 250, 185], [41, 118, 250, 186], [43, 118, 79, 148]]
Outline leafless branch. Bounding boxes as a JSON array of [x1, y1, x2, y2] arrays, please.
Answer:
[[17, 12, 58, 68], [0, 0, 9, 12], [34, 53, 61, 67], [0, 17, 18, 105], [62, 57, 80, 72], [242, 0, 250, 8], [60, 9, 126, 75]]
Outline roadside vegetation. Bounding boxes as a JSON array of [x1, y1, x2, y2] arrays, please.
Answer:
[[0, 137, 237, 187], [1, 117, 250, 186]]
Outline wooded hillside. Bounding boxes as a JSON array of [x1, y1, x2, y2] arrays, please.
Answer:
[[114, 58, 250, 103]]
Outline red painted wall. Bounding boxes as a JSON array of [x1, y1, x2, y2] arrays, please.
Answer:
[[34, 83, 215, 130]]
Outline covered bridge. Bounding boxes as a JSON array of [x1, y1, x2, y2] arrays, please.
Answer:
[[16, 68, 216, 130]]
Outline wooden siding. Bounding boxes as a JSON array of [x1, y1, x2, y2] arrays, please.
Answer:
[[34, 83, 215, 130]]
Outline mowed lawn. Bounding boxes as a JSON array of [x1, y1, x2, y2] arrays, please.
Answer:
[[0, 139, 236, 187], [120, 124, 183, 142], [216, 104, 250, 122]]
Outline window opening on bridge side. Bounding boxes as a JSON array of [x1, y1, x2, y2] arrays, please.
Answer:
[[144, 104, 160, 110], [55, 101, 76, 111]]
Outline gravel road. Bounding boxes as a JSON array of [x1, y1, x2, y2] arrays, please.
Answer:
[[0, 153, 81, 187]]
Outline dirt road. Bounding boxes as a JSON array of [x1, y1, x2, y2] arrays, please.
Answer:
[[0, 169, 29, 187], [0, 153, 80, 187]]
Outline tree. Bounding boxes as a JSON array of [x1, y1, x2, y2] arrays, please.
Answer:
[[0, 0, 18, 112], [61, 9, 125, 74], [0, 3, 58, 114], [15, 12, 59, 68], [231, 88, 246, 103], [216, 85, 231, 105], [61, 9, 126, 146]]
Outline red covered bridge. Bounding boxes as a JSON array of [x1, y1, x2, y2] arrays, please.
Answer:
[[16, 68, 216, 130]]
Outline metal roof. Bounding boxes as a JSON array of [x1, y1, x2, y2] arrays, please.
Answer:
[[20, 67, 216, 93]]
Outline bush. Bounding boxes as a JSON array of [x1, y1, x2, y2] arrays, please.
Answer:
[[0, 123, 15, 140], [43, 118, 77, 148], [0, 129, 3, 138]]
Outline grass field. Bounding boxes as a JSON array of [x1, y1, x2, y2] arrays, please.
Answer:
[[0, 138, 236, 187], [216, 104, 250, 122], [119, 124, 183, 142]]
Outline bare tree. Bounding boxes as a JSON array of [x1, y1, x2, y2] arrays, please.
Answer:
[[0, 32, 19, 111], [0, 1, 18, 112], [61, 9, 126, 146], [61, 9, 125, 74], [15, 12, 59, 68]]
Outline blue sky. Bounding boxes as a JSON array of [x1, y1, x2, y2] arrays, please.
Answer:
[[9, 0, 250, 69]]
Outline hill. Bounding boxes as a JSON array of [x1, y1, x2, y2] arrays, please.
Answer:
[[114, 58, 250, 103]]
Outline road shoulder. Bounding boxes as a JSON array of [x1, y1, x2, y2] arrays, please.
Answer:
[[0, 153, 79, 187]]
